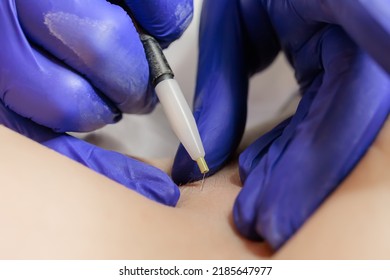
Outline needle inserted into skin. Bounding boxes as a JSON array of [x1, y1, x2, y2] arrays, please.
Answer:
[[200, 173, 206, 191]]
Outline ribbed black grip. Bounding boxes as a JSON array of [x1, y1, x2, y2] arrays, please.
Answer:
[[140, 33, 174, 87]]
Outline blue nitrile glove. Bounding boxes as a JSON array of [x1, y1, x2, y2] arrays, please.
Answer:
[[0, 100, 179, 206], [1, 0, 192, 132], [172, 0, 390, 248], [0, 0, 193, 205]]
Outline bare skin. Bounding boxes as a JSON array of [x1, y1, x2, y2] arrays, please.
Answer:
[[1, 118, 390, 259], [0, 126, 269, 259]]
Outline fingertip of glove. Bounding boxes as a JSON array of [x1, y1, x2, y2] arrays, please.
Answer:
[[43, 135, 180, 206], [157, 7, 193, 48], [142, 171, 180, 207], [124, 0, 193, 47], [233, 198, 264, 242], [172, 145, 203, 185], [233, 180, 291, 250], [172, 144, 223, 185], [117, 157, 180, 207]]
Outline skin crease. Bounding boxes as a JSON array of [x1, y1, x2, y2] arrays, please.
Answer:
[[1, 118, 390, 259]]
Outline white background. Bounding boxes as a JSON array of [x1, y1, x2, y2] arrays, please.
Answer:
[[1, 260, 390, 280]]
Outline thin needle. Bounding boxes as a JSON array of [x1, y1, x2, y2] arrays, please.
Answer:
[[200, 173, 206, 191]]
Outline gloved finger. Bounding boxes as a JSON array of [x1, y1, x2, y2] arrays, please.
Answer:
[[15, 0, 157, 115], [121, 0, 193, 47], [0, 3, 120, 132], [171, 0, 249, 184], [43, 135, 180, 206], [0, 100, 179, 206], [292, 0, 390, 73], [238, 116, 292, 183], [0, 99, 57, 143], [234, 27, 390, 249], [172, 0, 281, 184]]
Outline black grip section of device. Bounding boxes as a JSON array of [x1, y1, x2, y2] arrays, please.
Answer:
[[140, 33, 174, 87]]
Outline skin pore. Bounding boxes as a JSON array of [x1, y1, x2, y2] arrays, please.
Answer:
[[1, 117, 390, 259]]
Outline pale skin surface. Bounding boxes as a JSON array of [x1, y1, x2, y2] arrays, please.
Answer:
[[0, 118, 390, 259]]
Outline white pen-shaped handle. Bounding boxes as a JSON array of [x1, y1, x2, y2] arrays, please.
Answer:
[[139, 33, 209, 174]]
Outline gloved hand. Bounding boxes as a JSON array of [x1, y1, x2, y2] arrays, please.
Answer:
[[0, 0, 193, 205], [1, 0, 193, 131], [0, 100, 179, 205], [172, 0, 390, 248]]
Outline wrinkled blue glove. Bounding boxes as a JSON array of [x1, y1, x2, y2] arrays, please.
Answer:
[[173, 0, 390, 248], [0, 100, 179, 205], [0, 0, 193, 205]]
